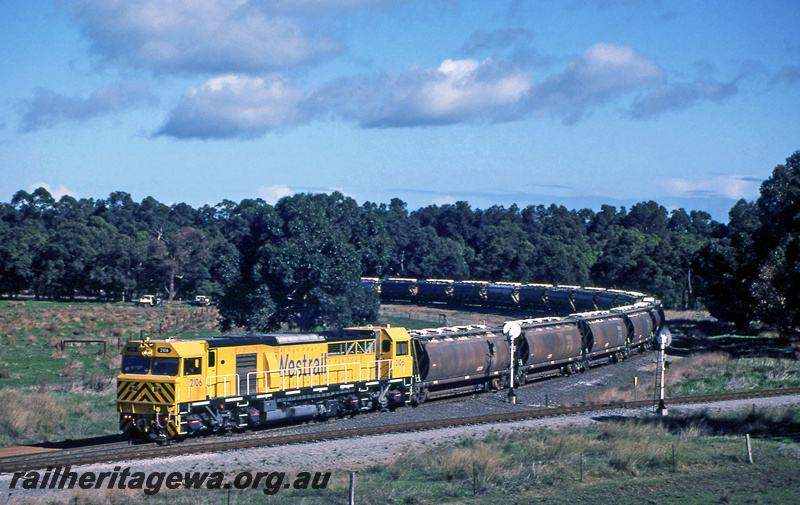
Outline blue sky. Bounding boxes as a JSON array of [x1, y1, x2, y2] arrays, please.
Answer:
[[2, 0, 798, 222]]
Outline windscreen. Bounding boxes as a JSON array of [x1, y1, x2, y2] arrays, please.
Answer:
[[122, 356, 151, 374], [152, 357, 180, 376]]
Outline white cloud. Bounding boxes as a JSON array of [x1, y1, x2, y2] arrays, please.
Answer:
[[257, 185, 294, 204], [529, 43, 665, 123], [659, 175, 761, 200], [19, 81, 158, 132], [628, 79, 739, 119], [264, 0, 400, 15], [69, 0, 339, 75], [315, 57, 531, 127], [156, 74, 309, 139], [154, 44, 688, 138], [29, 182, 77, 200], [419, 59, 530, 117]]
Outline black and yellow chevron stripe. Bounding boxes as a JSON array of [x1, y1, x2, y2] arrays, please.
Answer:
[[118, 380, 175, 405]]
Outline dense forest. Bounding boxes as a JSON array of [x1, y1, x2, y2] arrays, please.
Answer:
[[2, 151, 799, 335]]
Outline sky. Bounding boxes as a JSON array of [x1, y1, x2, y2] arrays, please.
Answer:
[[2, 0, 799, 223]]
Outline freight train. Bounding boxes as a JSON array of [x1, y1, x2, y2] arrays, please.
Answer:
[[117, 278, 666, 441]]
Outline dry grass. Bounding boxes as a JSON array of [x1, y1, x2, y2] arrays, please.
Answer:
[[59, 359, 84, 377], [664, 309, 717, 321], [584, 387, 635, 405], [392, 439, 505, 484], [665, 352, 730, 386], [387, 421, 678, 494], [596, 422, 671, 475], [0, 304, 220, 344], [0, 389, 66, 438]]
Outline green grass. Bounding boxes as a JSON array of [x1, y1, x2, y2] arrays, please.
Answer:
[[670, 355, 800, 397]]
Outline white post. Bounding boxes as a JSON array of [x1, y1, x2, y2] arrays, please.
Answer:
[[656, 329, 670, 416], [509, 336, 516, 404], [503, 322, 521, 405]]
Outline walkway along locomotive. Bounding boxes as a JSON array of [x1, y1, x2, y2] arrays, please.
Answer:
[[117, 278, 666, 441]]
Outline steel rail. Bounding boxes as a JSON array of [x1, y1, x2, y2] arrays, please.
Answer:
[[2, 387, 799, 474]]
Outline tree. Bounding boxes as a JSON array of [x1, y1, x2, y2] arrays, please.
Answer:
[[217, 193, 379, 332], [263, 193, 369, 331], [691, 200, 760, 331], [748, 151, 800, 331], [163, 227, 210, 301]]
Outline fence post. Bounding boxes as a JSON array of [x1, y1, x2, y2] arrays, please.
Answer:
[[349, 472, 355, 505], [746, 434, 753, 464], [672, 444, 676, 472]]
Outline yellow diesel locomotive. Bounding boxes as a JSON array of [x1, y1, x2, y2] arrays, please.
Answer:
[[118, 327, 414, 440]]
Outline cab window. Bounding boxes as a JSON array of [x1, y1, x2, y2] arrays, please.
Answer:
[[122, 356, 150, 374], [382, 340, 391, 353], [152, 357, 179, 376], [184, 357, 202, 376], [396, 341, 408, 356]]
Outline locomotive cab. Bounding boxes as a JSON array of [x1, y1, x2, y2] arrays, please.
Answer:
[[377, 326, 413, 379], [118, 338, 207, 440]]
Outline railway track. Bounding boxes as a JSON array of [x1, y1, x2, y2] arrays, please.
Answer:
[[2, 387, 799, 474]]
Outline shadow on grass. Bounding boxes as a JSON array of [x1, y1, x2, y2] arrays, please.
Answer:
[[667, 316, 797, 359], [594, 407, 800, 443]]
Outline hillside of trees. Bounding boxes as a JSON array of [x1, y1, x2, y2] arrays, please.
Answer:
[[2, 150, 799, 334]]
